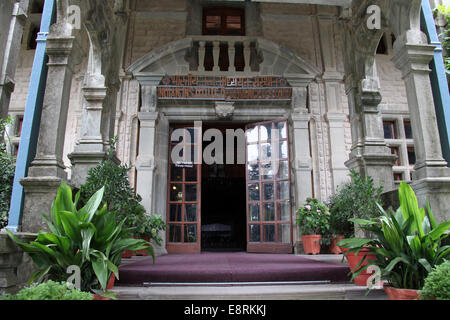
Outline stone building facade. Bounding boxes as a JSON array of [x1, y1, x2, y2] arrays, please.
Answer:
[[2, 0, 450, 255]]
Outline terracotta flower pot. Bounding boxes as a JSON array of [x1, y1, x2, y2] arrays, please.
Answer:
[[301, 235, 322, 255], [344, 248, 377, 286], [135, 236, 150, 256], [121, 250, 134, 259], [384, 285, 419, 300], [107, 273, 116, 290], [329, 235, 345, 254], [93, 294, 112, 301]]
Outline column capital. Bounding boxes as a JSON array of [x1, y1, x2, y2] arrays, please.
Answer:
[[290, 111, 312, 127], [392, 43, 435, 78], [138, 111, 159, 123]]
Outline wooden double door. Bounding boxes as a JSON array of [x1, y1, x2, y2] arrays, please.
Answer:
[[166, 120, 293, 254]]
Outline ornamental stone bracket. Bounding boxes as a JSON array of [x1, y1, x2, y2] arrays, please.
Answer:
[[215, 101, 235, 120]]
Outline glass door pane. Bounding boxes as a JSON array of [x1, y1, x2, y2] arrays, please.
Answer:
[[167, 125, 202, 253], [245, 120, 292, 254]]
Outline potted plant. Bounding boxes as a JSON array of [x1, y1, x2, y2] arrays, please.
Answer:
[[134, 214, 167, 256], [327, 170, 383, 283], [419, 260, 450, 300], [296, 198, 330, 255], [6, 183, 155, 294], [338, 182, 450, 299], [327, 190, 356, 254]]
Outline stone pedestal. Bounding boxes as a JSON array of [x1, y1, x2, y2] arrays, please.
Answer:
[[20, 177, 63, 233], [68, 151, 109, 188], [0, 232, 37, 295]]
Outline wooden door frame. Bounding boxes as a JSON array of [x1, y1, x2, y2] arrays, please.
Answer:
[[245, 119, 293, 254], [166, 124, 202, 254]]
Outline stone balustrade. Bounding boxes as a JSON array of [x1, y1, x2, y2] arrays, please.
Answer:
[[190, 36, 259, 75]]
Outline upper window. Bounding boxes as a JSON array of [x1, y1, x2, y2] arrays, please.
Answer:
[[203, 7, 245, 36]]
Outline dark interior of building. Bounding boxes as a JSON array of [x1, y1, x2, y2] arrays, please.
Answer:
[[201, 124, 247, 252]]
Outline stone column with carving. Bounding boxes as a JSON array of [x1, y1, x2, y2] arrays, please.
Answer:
[[20, 20, 80, 233], [68, 74, 110, 187], [392, 30, 450, 222], [344, 75, 397, 191]]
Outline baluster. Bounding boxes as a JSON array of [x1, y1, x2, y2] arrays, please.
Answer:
[[198, 41, 206, 72], [213, 40, 220, 72], [243, 40, 251, 73], [228, 40, 236, 73]]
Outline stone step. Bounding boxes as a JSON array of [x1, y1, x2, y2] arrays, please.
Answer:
[[111, 283, 387, 300]]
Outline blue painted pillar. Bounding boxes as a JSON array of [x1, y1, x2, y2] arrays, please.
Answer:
[[6, 0, 56, 232], [421, 0, 450, 165]]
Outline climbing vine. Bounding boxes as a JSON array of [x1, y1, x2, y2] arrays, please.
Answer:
[[0, 118, 16, 229]]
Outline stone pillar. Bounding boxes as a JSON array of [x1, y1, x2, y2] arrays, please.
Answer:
[[135, 83, 168, 256], [68, 75, 109, 188], [0, 0, 28, 120], [392, 30, 450, 222], [135, 111, 159, 213], [317, 13, 350, 190], [345, 76, 397, 191], [290, 86, 314, 253], [20, 21, 80, 233]]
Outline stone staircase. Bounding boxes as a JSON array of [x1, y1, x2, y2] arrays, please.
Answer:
[[111, 254, 387, 300]]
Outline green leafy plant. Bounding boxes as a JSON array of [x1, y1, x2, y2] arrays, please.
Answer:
[[435, 5, 450, 74], [6, 183, 154, 292], [0, 117, 15, 229], [79, 137, 146, 236], [328, 170, 383, 238], [296, 198, 330, 236], [338, 182, 450, 290], [1, 280, 93, 300], [135, 214, 167, 246], [420, 260, 450, 300]]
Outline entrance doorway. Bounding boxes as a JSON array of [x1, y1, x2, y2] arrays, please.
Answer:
[[166, 120, 293, 254], [201, 124, 246, 252]]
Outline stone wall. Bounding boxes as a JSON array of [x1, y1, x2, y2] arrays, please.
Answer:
[[0, 232, 37, 295], [8, 1, 411, 204]]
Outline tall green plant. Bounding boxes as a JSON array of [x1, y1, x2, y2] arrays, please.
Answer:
[[6, 183, 154, 292], [339, 182, 450, 290]]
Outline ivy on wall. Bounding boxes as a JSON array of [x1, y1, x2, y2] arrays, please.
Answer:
[[0, 118, 16, 229], [435, 5, 450, 74]]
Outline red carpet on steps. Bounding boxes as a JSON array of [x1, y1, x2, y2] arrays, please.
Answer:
[[116, 252, 351, 285]]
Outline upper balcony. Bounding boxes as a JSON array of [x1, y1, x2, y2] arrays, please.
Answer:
[[127, 36, 320, 86], [187, 36, 262, 75]]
